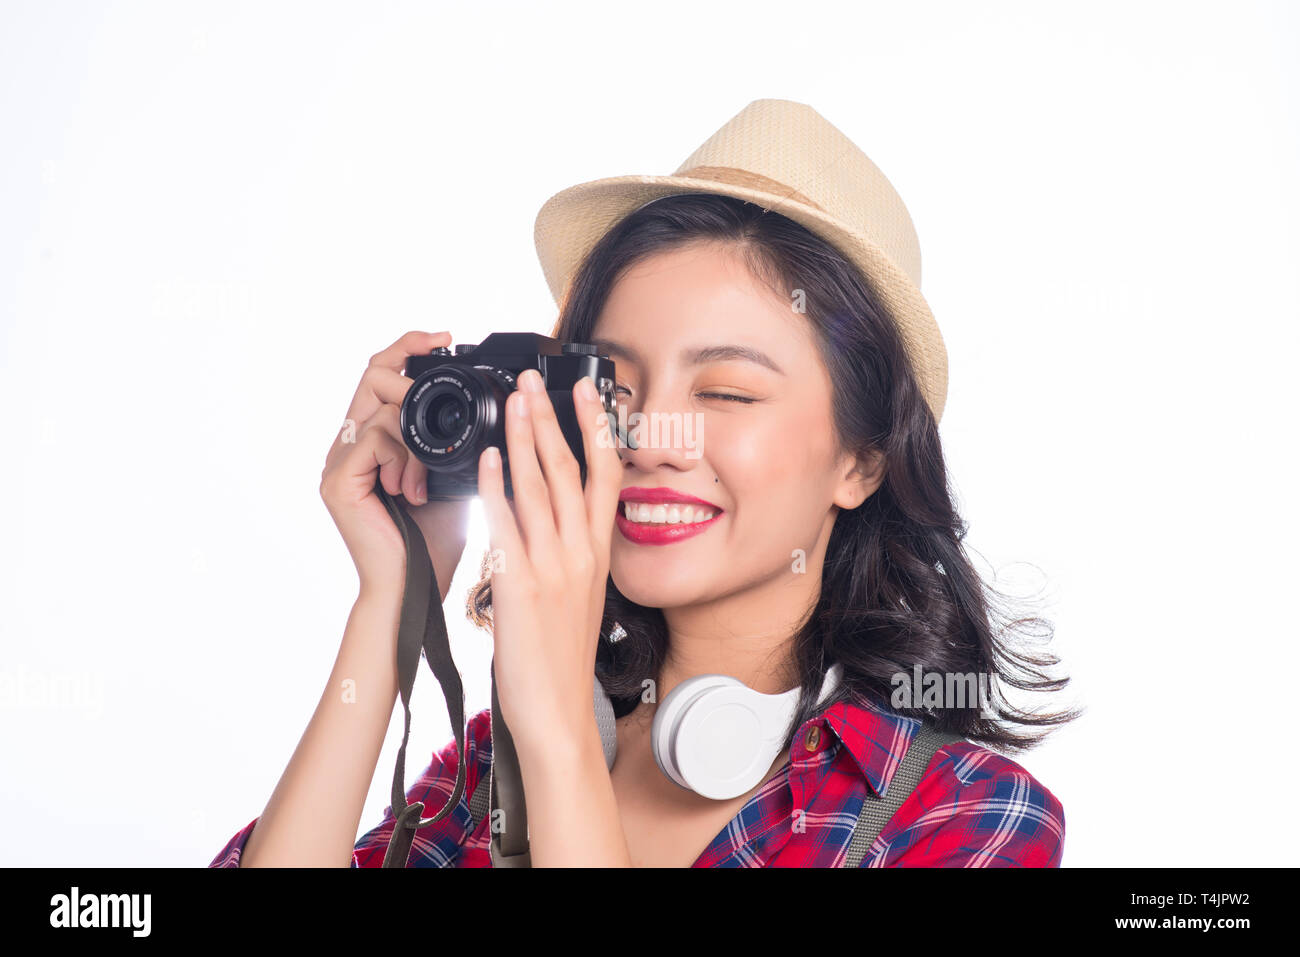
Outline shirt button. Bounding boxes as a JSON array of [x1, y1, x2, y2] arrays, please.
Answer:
[[804, 725, 821, 751]]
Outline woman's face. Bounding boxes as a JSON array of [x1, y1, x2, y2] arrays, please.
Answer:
[[591, 240, 879, 610]]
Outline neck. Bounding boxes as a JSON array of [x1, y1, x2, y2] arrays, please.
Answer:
[[657, 538, 830, 701]]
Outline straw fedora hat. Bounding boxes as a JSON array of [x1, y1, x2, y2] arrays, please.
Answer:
[[533, 97, 949, 423]]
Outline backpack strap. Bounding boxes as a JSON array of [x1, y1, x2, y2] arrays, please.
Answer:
[[467, 760, 491, 829], [841, 721, 967, 868]]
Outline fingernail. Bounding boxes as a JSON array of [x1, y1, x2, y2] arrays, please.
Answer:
[[513, 391, 529, 417], [416, 482, 426, 503], [521, 369, 543, 392], [485, 446, 500, 468], [577, 376, 598, 400]]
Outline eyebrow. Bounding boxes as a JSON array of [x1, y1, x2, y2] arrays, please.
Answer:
[[589, 338, 786, 376]]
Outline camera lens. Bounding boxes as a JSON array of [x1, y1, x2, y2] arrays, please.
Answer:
[[401, 363, 513, 473], [426, 393, 468, 442]]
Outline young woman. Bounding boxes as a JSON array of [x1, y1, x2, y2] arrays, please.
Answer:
[[211, 100, 1078, 868]]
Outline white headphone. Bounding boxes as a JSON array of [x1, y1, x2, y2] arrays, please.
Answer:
[[592, 662, 844, 801]]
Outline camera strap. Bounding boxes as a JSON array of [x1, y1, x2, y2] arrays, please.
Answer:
[[373, 478, 532, 868]]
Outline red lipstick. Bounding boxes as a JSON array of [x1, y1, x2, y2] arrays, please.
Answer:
[[616, 487, 723, 546], [618, 487, 720, 508]]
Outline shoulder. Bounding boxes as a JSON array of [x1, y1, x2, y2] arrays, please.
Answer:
[[879, 736, 1067, 867], [821, 691, 1066, 867]]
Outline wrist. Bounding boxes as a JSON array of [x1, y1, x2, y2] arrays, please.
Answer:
[[514, 711, 603, 777], [356, 574, 405, 609]]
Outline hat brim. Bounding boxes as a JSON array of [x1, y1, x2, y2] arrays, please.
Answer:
[[534, 174, 948, 422]]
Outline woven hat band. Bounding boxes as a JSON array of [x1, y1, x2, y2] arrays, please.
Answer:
[[676, 165, 826, 215]]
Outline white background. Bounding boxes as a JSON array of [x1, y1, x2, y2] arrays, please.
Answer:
[[2, 0, 1296, 867]]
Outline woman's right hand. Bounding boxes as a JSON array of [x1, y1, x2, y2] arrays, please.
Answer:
[[320, 330, 472, 595]]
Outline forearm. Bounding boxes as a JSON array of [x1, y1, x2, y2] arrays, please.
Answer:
[[515, 718, 632, 867], [241, 582, 403, 867]]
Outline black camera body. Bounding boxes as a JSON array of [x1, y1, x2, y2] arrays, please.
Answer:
[[399, 332, 618, 500]]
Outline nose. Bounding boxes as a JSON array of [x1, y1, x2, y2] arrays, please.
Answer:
[[615, 385, 704, 474]]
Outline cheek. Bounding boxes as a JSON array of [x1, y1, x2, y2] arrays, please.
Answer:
[[711, 413, 829, 527], [711, 424, 786, 493]]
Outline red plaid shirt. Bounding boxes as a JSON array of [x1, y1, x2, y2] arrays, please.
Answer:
[[211, 689, 1065, 867]]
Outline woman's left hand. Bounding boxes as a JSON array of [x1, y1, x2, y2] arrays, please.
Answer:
[[476, 368, 624, 757]]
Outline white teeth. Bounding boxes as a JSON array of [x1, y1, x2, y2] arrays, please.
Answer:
[[623, 502, 716, 524]]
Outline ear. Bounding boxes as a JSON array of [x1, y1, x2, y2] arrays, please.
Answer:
[[832, 447, 886, 511]]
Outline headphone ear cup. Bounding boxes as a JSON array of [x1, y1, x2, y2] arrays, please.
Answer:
[[672, 684, 800, 800], [649, 664, 844, 799], [652, 675, 743, 789]]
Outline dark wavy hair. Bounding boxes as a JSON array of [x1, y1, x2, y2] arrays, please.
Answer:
[[467, 192, 1081, 754]]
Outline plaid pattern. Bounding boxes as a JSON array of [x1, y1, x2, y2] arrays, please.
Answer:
[[210, 689, 1065, 868]]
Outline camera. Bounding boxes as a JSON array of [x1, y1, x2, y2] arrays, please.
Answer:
[[399, 332, 619, 500]]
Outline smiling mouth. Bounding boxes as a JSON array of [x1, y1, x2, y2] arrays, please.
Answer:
[[620, 501, 721, 525], [614, 501, 723, 546]]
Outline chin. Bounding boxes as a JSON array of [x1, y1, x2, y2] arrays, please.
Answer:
[[610, 555, 712, 608]]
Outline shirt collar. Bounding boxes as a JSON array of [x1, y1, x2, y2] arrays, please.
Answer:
[[790, 687, 923, 798]]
